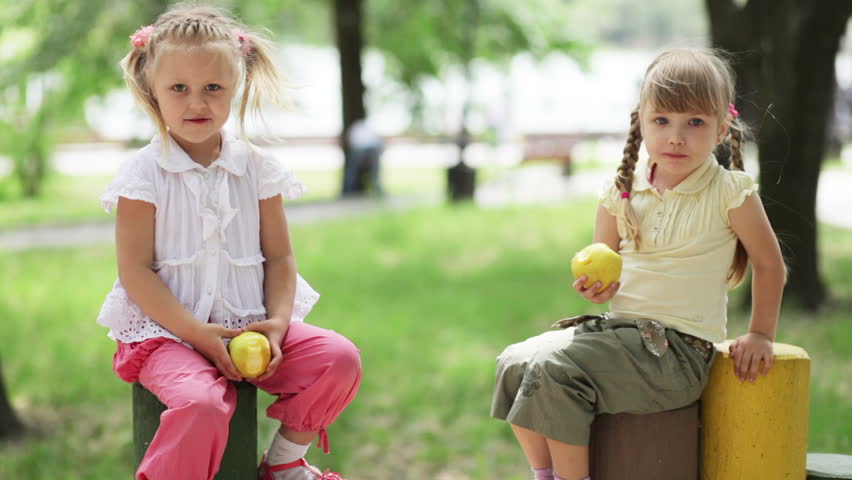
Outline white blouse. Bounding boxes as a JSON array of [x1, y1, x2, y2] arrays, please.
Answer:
[[96, 131, 319, 343]]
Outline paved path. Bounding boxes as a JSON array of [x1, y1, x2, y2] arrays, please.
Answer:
[[0, 166, 849, 252]]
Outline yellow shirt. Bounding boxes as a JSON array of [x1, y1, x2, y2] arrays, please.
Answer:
[[600, 155, 757, 342]]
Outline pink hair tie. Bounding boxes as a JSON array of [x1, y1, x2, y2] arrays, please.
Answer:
[[130, 25, 155, 48], [232, 28, 252, 56], [621, 191, 631, 199], [728, 103, 739, 118]]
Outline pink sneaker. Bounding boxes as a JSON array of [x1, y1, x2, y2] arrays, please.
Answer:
[[258, 455, 345, 480]]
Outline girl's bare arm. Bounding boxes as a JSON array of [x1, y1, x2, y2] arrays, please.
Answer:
[[244, 194, 298, 381]]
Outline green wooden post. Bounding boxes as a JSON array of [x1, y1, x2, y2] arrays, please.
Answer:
[[132, 381, 257, 479]]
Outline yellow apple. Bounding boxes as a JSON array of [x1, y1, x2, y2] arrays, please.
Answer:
[[228, 331, 271, 378], [571, 243, 622, 293]]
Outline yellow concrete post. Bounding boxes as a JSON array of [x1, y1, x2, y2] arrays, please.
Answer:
[[701, 341, 810, 480]]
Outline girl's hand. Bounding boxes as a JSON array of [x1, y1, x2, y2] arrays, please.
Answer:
[[573, 276, 620, 304], [186, 323, 245, 382], [244, 318, 288, 382], [729, 332, 774, 382]]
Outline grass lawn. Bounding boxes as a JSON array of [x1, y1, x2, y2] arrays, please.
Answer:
[[0, 175, 115, 230], [1, 200, 850, 479]]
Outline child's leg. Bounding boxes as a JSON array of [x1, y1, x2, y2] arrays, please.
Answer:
[[495, 316, 713, 480], [545, 438, 588, 480], [494, 329, 590, 479], [136, 340, 237, 480], [252, 321, 361, 454], [509, 425, 589, 480], [510, 424, 551, 469], [511, 424, 557, 480]]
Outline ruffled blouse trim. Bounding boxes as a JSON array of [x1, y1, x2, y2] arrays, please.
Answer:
[[724, 182, 759, 225], [151, 252, 265, 270], [153, 253, 201, 269], [223, 299, 267, 317], [98, 276, 318, 343], [225, 252, 266, 266], [258, 156, 307, 201], [100, 153, 158, 213], [259, 176, 306, 201], [100, 180, 158, 213]]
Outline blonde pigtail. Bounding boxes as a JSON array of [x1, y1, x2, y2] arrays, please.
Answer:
[[235, 31, 288, 143], [121, 42, 172, 154], [617, 109, 643, 249], [725, 116, 749, 287], [728, 121, 745, 171]]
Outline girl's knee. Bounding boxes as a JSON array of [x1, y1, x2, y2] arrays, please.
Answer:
[[324, 333, 361, 384]]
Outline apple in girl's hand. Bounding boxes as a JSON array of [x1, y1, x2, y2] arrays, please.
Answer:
[[228, 331, 271, 378], [571, 243, 622, 293]]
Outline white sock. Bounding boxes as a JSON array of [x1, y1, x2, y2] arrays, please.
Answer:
[[266, 431, 310, 465]]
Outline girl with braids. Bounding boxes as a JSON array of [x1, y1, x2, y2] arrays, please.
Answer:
[[491, 48, 786, 480], [97, 4, 360, 479]]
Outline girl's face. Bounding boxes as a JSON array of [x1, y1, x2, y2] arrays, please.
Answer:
[[149, 47, 239, 153], [640, 107, 729, 186]]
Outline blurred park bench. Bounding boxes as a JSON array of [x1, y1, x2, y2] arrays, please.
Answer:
[[522, 132, 624, 175]]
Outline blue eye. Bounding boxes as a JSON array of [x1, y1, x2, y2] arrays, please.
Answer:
[[654, 117, 668, 125], [171, 84, 188, 92], [206, 84, 222, 91], [689, 118, 704, 126]]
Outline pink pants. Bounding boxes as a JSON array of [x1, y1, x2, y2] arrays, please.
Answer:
[[113, 322, 362, 480]]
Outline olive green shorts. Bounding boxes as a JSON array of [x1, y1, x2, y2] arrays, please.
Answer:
[[490, 314, 715, 446]]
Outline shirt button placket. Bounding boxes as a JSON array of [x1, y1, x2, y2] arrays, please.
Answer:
[[652, 202, 663, 239], [201, 182, 221, 322], [207, 230, 220, 292]]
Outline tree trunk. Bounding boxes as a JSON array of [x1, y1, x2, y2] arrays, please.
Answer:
[[0, 356, 25, 440], [705, 0, 851, 310], [15, 110, 50, 199], [18, 152, 47, 198], [334, 0, 368, 195], [447, 0, 480, 202]]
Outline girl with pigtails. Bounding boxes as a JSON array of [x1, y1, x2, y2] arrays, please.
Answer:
[[491, 48, 787, 480], [96, 4, 360, 479]]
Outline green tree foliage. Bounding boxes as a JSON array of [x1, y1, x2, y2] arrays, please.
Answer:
[[233, 0, 331, 44], [0, 0, 708, 198], [367, 0, 588, 93], [0, 0, 171, 196]]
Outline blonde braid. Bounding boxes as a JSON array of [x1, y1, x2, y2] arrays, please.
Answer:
[[618, 109, 643, 249], [728, 123, 744, 171], [725, 117, 749, 287], [120, 46, 163, 145]]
